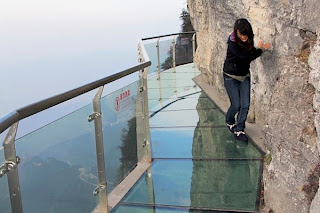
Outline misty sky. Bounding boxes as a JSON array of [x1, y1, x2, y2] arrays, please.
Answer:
[[0, 0, 186, 117]]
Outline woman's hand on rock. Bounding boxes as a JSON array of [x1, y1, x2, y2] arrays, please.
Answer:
[[257, 41, 264, 48], [257, 40, 272, 51], [262, 42, 271, 50]]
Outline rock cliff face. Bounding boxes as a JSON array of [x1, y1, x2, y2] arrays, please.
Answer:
[[188, 0, 320, 212]]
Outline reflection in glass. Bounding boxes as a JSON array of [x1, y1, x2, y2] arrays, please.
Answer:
[[121, 160, 260, 211], [189, 92, 262, 211], [192, 94, 263, 158], [100, 81, 138, 192], [14, 104, 98, 213], [190, 95, 262, 210], [190, 160, 260, 211]]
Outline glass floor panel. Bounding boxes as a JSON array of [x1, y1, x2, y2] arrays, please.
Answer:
[[148, 71, 200, 80], [148, 79, 197, 89], [150, 109, 225, 127], [148, 97, 213, 112], [148, 91, 204, 99], [118, 159, 262, 212], [147, 87, 201, 101], [150, 107, 218, 114], [149, 94, 218, 114], [148, 92, 211, 112], [147, 63, 200, 81], [151, 127, 263, 159]]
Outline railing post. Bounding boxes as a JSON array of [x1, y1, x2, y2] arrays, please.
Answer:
[[141, 68, 151, 163], [192, 33, 196, 77], [89, 86, 108, 212], [136, 74, 151, 163], [136, 71, 144, 162], [172, 36, 176, 73], [137, 42, 151, 163], [156, 38, 162, 102], [172, 36, 177, 95], [156, 38, 161, 80], [3, 122, 23, 213]]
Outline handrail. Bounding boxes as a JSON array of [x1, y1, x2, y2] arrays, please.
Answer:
[[141, 31, 195, 41], [0, 61, 151, 134]]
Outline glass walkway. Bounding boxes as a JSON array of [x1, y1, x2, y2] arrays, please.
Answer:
[[0, 33, 264, 213], [110, 63, 264, 213]]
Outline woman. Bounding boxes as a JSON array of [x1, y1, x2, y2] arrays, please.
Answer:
[[223, 18, 271, 142]]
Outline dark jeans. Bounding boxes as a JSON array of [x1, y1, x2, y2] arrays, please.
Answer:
[[223, 73, 250, 132]]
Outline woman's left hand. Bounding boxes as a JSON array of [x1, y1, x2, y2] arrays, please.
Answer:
[[262, 43, 272, 50], [257, 40, 271, 50]]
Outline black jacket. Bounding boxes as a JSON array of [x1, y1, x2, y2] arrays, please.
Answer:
[[223, 37, 262, 76]]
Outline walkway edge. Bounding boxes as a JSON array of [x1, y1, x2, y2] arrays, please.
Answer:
[[193, 74, 266, 153], [92, 162, 151, 213]]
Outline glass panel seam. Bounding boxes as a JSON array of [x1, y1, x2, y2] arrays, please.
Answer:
[[117, 202, 259, 213]]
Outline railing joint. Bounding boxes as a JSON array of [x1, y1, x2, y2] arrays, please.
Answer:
[[0, 156, 21, 178], [88, 112, 101, 122], [0, 164, 7, 178], [93, 185, 106, 196], [142, 139, 148, 147]]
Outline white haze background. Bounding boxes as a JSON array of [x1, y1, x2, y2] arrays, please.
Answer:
[[0, 0, 187, 140]]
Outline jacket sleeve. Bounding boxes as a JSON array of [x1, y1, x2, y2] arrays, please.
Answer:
[[228, 42, 262, 62]]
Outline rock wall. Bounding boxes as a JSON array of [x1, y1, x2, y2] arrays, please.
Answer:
[[309, 28, 320, 213], [188, 0, 320, 212]]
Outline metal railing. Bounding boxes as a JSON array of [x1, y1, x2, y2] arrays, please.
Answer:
[[0, 62, 150, 134], [0, 32, 196, 213], [0, 61, 151, 213]]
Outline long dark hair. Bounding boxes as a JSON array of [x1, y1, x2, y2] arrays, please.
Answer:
[[233, 18, 254, 50]]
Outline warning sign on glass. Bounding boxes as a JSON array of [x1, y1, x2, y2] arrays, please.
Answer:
[[114, 89, 131, 112]]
